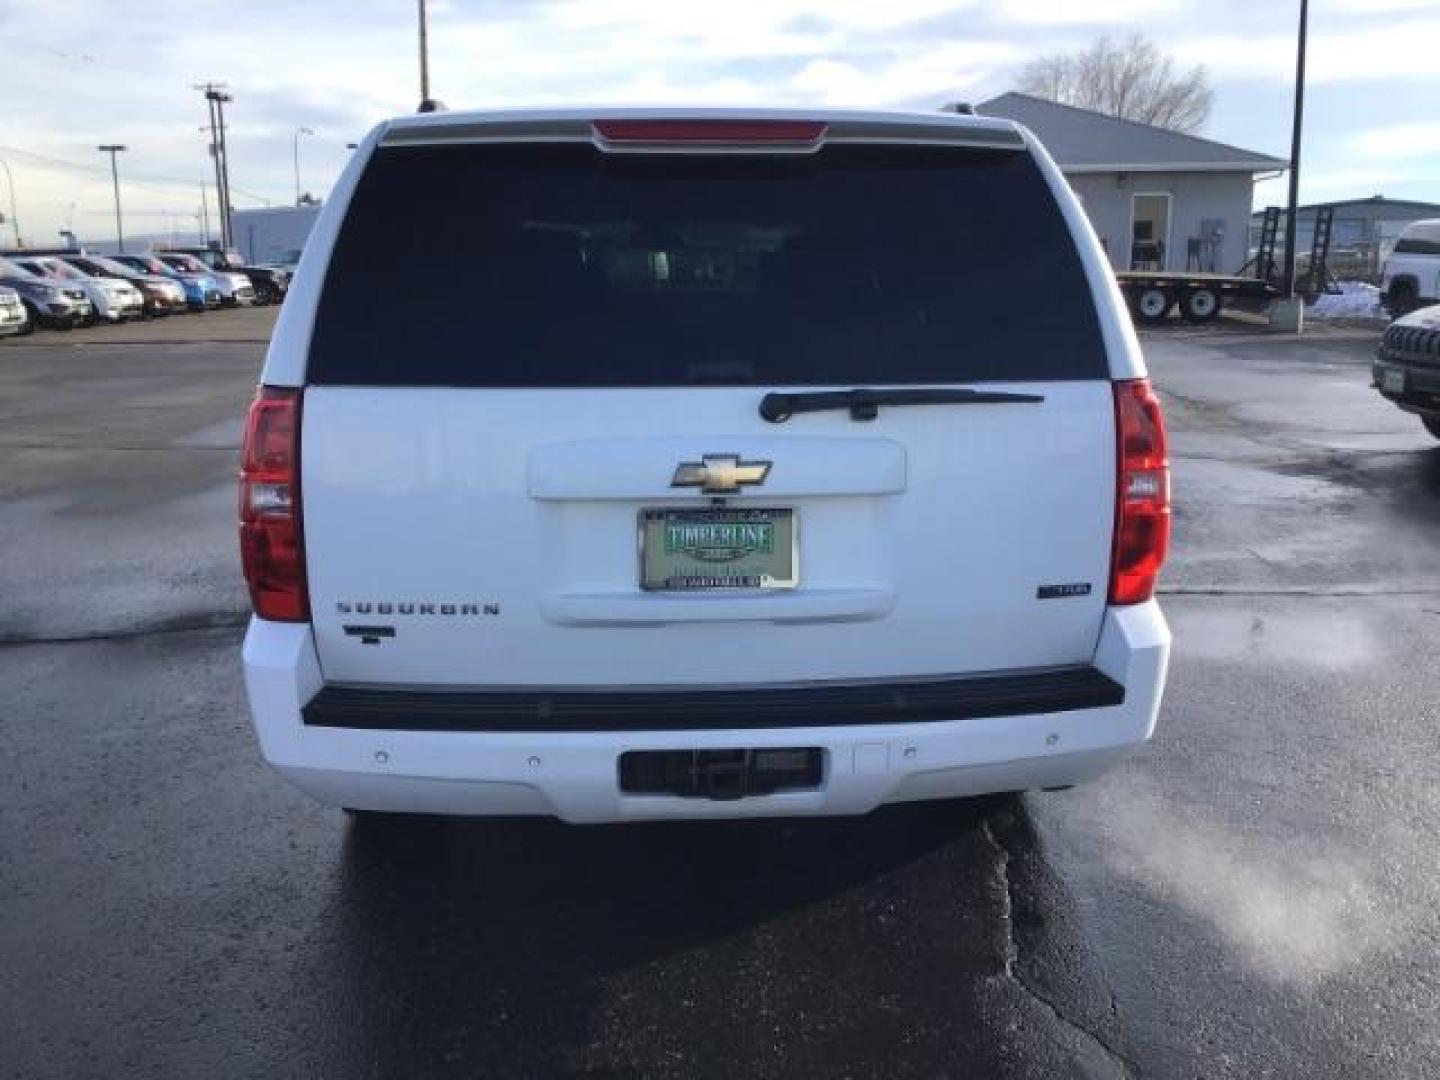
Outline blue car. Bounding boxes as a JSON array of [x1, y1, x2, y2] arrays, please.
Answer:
[[112, 254, 222, 311]]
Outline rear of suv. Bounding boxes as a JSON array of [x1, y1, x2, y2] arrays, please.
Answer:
[[241, 108, 1171, 824]]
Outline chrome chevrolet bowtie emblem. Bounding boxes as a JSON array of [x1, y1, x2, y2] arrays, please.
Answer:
[[671, 453, 772, 494]]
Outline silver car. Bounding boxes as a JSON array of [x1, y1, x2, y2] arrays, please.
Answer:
[[0, 257, 93, 330], [12, 256, 144, 323], [0, 285, 28, 337]]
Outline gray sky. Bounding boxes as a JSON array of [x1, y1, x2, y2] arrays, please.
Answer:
[[1, 0, 1436, 248]]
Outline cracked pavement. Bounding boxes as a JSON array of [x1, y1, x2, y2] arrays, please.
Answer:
[[2, 312, 1438, 1077], [1034, 324, 1440, 1078]]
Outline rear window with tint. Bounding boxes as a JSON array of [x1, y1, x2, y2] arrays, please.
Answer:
[[309, 141, 1107, 386]]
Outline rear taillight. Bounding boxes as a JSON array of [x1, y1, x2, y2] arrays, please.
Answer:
[[239, 386, 308, 621], [1110, 379, 1171, 605]]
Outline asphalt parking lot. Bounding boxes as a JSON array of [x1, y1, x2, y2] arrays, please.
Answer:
[[2, 309, 1437, 1078]]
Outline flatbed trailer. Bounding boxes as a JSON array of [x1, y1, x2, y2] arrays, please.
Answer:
[[1115, 271, 1281, 325]]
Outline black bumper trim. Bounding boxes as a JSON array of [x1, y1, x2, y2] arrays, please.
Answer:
[[301, 666, 1125, 733]]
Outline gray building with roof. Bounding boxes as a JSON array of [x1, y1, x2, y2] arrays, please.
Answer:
[[1249, 196, 1440, 281], [978, 93, 1287, 276]]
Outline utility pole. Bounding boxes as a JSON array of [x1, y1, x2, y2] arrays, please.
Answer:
[[1269, 0, 1309, 333], [1282, 0, 1309, 299], [293, 127, 314, 206], [202, 95, 225, 246], [214, 89, 234, 249], [97, 144, 127, 252], [200, 184, 210, 245], [415, 0, 443, 111], [418, 0, 431, 105], [197, 83, 234, 249], [0, 155, 21, 247]]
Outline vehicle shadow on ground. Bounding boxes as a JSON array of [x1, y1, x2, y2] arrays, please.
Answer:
[[315, 797, 1021, 1077]]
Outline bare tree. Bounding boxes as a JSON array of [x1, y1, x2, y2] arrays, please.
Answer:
[[1017, 34, 1213, 133]]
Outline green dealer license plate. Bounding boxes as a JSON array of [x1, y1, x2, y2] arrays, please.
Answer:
[[640, 508, 798, 591]]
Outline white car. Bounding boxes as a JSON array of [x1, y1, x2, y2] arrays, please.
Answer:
[[241, 107, 1172, 825], [0, 285, 27, 336], [12, 255, 144, 323], [1381, 219, 1440, 316]]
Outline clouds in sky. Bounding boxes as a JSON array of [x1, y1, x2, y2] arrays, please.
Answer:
[[0, 0, 1436, 245]]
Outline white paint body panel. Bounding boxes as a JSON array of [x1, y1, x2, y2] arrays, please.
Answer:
[[244, 601, 1168, 823], [301, 383, 1117, 686]]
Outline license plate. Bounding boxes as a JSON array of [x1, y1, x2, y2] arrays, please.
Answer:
[[640, 508, 797, 591], [1383, 368, 1406, 393]]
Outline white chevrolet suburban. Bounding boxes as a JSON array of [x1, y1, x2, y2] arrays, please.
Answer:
[[240, 108, 1171, 824]]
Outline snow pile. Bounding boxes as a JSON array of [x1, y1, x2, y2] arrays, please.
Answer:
[[1309, 281, 1385, 320]]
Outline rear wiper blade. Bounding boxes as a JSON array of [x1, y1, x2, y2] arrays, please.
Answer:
[[759, 387, 1045, 422]]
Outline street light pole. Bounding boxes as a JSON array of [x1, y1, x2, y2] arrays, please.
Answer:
[[293, 127, 314, 206], [97, 144, 128, 253], [0, 156, 20, 247]]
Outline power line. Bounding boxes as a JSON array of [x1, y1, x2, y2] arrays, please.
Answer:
[[0, 144, 209, 197], [0, 126, 299, 241], [228, 185, 276, 206]]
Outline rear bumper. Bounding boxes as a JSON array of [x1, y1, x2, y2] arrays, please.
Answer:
[[243, 601, 1169, 823], [302, 667, 1125, 732]]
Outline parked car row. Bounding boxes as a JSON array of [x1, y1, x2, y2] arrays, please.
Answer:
[[0, 246, 291, 337]]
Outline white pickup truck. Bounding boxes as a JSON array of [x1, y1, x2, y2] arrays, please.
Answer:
[[1382, 218, 1440, 316], [240, 107, 1171, 825]]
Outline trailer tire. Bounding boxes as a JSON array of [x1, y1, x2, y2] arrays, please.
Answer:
[[1181, 287, 1221, 323], [1134, 287, 1174, 324]]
